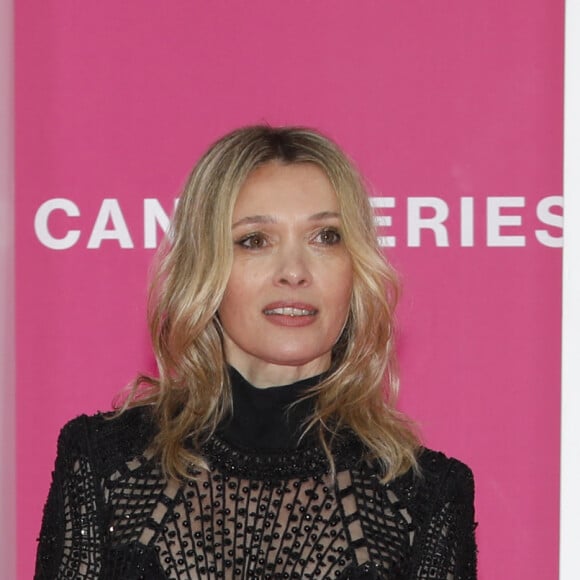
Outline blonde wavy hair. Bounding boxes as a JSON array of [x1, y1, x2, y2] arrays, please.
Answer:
[[124, 125, 420, 482]]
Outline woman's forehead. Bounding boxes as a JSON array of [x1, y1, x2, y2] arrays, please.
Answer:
[[233, 162, 339, 220]]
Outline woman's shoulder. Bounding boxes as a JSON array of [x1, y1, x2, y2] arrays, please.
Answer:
[[401, 447, 475, 507], [54, 406, 157, 473], [382, 447, 474, 508], [417, 447, 474, 484]]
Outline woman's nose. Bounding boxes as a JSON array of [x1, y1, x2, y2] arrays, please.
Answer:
[[274, 244, 311, 287]]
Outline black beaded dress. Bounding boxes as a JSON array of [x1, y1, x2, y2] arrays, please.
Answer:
[[35, 368, 477, 579]]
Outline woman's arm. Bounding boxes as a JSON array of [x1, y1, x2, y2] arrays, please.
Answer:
[[35, 416, 105, 580], [412, 458, 477, 580]]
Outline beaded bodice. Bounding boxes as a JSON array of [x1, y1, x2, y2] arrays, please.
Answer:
[[35, 372, 477, 579]]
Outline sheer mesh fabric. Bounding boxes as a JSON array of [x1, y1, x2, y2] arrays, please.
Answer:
[[36, 410, 476, 579]]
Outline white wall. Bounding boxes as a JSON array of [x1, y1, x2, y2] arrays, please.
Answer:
[[0, 0, 15, 575], [560, 0, 580, 577]]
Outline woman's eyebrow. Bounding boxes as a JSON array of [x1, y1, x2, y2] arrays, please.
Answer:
[[232, 211, 341, 229], [308, 211, 341, 221], [232, 215, 277, 229]]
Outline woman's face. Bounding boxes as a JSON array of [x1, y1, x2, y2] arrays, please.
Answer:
[[219, 161, 353, 387]]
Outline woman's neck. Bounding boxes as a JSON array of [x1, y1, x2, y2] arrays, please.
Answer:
[[223, 355, 330, 389]]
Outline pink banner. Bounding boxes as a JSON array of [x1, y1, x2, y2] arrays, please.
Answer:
[[16, 1, 563, 578]]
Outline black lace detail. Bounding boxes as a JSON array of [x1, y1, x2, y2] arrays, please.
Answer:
[[203, 432, 363, 481], [36, 408, 477, 579]]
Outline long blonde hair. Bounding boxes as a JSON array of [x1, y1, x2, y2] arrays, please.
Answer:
[[124, 126, 420, 482]]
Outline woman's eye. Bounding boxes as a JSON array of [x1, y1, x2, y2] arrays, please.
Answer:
[[236, 233, 268, 249], [315, 228, 341, 245]]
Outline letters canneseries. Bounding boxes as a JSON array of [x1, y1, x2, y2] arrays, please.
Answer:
[[34, 195, 562, 250]]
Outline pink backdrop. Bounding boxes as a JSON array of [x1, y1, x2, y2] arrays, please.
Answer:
[[16, 1, 563, 578]]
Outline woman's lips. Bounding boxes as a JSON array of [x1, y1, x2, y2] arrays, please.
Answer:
[[262, 302, 318, 327], [264, 306, 315, 316]]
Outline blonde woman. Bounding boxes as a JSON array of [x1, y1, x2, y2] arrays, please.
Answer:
[[36, 126, 477, 579]]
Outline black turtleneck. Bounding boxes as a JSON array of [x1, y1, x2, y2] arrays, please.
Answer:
[[217, 366, 322, 450]]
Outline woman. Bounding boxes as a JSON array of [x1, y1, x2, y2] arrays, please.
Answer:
[[35, 126, 477, 579]]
